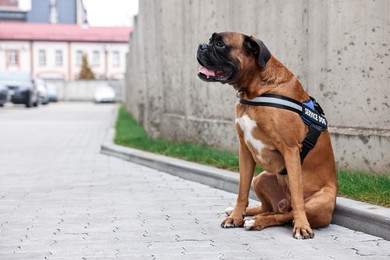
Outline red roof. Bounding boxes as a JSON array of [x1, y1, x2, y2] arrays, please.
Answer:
[[0, 22, 132, 43], [0, 0, 18, 8]]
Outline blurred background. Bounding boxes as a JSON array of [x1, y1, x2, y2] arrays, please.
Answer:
[[0, 0, 138, 104]]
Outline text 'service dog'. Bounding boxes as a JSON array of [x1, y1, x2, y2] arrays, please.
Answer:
[[196, 32, 338, 239]]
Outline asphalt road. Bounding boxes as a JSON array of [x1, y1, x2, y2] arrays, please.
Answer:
[[0, 102, 389, 259]]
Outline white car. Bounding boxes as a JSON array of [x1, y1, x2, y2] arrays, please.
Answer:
[[36, 79, 50, 105], [46, 84, 59, 102], [94, 85, 116, 103]]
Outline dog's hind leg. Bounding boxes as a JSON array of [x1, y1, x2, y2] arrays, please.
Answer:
[[239, 172, 291, 216], [244, 187, 336, 239], [244, 212, 294, 231], [225, 171, 284, 217], [245, 171, 287, 216], [303, 186, 336, 228], [244, 205, 265, 216]]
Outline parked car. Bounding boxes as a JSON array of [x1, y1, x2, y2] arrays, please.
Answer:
[[94, 85, 116, 103], [36, 79, 50, 105], [0, 82, 9, 107], [46, 84, 59, 102], [0, 71, 39, 108]]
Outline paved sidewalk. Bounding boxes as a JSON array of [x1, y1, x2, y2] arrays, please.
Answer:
[[0, 103, 389, 259]]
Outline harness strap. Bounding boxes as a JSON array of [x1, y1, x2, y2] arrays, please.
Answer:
[[300, 124, 323, 163], [239, 94, 327, 175], [239, 94, 302, 114]]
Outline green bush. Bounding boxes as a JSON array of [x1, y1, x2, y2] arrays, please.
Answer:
[[78, 54, 95, 80]]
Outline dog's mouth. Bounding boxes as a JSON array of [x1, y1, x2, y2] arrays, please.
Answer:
[[197, 66, 233, 82]]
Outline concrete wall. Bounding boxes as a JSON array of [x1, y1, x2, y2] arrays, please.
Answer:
[[125, 0, 390, 174]]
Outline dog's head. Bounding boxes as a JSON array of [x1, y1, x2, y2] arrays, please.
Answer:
[[196, 32, 271, 86]]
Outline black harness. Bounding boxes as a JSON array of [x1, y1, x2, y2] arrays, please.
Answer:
[[239, 94, 328, 175]]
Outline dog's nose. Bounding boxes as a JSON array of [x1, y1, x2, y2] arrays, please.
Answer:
[[198, 43, 208, 51]]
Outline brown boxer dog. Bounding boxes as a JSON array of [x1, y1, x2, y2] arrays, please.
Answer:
[[196, 32, 337, 239]]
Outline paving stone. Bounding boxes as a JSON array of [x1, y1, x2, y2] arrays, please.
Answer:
[[0, 103, 389, 259]]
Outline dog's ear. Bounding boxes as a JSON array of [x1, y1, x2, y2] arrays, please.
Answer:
[[243, 35, 271, 69]]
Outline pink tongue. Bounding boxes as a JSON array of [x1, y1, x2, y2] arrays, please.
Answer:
[[198, 66, 216, 78]]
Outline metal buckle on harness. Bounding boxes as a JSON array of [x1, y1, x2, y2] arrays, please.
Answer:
[[310, 96, 325, 115]]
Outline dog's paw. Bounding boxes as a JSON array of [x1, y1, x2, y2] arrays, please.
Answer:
[[221, 216, 244, 228], [224, 206, 234, 216], [243, 217, 255, 230], [221, 222, 235, 228], [292, 226, 315, 240]]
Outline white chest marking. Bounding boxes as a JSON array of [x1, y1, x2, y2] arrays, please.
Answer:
[[236, 115, 265, 162]]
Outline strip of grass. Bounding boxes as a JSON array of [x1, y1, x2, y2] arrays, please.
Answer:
[[115, 105, 390, 207], [337, 170, 390, 207], [114, 105, 240, 171]]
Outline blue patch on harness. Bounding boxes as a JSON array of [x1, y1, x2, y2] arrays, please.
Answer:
[[301, 100, 315, 125], [301, 99, 327, 130]]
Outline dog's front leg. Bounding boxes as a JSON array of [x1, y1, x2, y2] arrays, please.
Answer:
[[284, 146, 314, 239], [222, 140, 255, 228]]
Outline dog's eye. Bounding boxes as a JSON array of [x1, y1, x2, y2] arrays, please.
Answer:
[[215, 41, 225, 48]]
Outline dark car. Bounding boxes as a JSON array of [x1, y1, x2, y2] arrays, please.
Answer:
[[0, 82, 9, 107], [0, 71, 39, 108]]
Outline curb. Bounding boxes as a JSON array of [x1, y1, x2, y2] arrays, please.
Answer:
[[101, 128, 390, 240]]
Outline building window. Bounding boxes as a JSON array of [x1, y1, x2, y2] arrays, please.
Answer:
[[8, 50, 19, 65], [39, 50, 46, 66], [76, 50, 83, 66], [55, 50, 63, 66], [112, 51, 120, 66], [92, 50, 100, 66]]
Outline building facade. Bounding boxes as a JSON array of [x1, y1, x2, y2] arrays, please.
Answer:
[[0, 0, 29, 22], [0, 22, 131, 80], [0, 0, 86, 24], [27, 0, 86, 24]]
